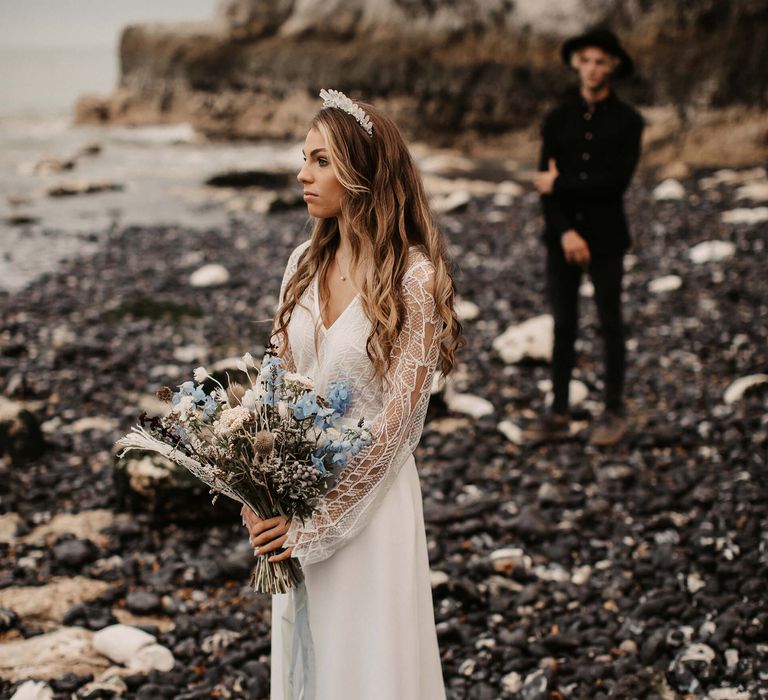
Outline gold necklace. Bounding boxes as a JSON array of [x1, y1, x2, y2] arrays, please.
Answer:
[[335, 255, 350, 282]]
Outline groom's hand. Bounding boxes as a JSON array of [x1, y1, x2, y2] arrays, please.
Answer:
[[533, 158, 559, 194], [561, 230, 591, 267], [241, 505, 293, 563]]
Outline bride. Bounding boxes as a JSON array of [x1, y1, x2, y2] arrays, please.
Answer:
[[242, 89, 462, 700]]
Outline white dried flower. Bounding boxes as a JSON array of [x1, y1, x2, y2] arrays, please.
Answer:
[[214, 406, 252, 436], [284, 373, 314, 390], [242, 352, 257, 368], [193, 366, 210, 383]]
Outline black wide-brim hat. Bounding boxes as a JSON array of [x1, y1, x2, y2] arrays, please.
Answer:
[[561, 28, 634, 79]]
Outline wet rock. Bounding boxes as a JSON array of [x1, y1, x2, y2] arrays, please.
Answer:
[[455, 298, 480, 321], [444, 390, 494, 418], [204, 169, 296, 189], [510, 505, 553, 541], [23, 509, 127, 548], [126, 591, 162, 615], [497, 420, 523, 444], [54, 538, 98, 567], [189, 263, 230, 287]]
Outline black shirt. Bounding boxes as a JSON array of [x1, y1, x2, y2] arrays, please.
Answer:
[[539, 90, 644, 258]]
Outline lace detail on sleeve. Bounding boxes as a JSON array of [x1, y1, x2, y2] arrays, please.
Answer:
[[285, 255, 441, 566], [272, 241, 310, 373]]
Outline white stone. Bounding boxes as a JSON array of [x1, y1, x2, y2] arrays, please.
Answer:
[[445, 391, 494, 419], [419, 153, 475, 175], [458, 658, 476, 676], [24, 509, 126, 547], [721, 207, 768, 225], [9, 681, 53, 700], [189, 263, 230, 287], [431, 190, 472, 213], [736, 181, 768, 201], [497, 420, 524, 445], [51, 324, 76, 349], [686, 572, 706, 593], [537, 378, 588, 406], [571, 565, 592, 586], [648, 275, 683, 293], [430, 570, 449, 587], [490, 547, 531, 575], [127, 643, 175, 672], [724, 648, 739, 670], [653, 179, 686, 201], [0, 577, 111, 624], [0, 512, 23, 543], [688, 240, 736, 264], [580, 280, 594, 297], [678, 643, 716, 665], [493, 314, 553, 364], [533, 564, 570, 583], [723, 374, 768, 404], [125, 455, 175, 496], [0, 627, 109, 682], [173, 344, 207, 363], [707, 688, 750, 700], [92, 624, 158, 666], [501, 671, 523, 693], [64, 416, 118, 434], [454, 298, 480, 321]]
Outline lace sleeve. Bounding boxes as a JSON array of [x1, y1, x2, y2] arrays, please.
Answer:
[[285, 255, 442, 566], [271, 241, 310, 373]]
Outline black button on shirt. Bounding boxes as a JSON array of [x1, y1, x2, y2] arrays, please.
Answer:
[[539, 90, 644, 257]]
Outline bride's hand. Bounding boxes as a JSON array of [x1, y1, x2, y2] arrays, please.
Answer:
[[241, 505, 294, 563]]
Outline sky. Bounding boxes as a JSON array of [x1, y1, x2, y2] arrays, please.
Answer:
[[0, 0, 218, 49]]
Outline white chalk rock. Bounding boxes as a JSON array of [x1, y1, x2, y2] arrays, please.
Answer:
[[10, 681, 53, 700], [493, 314, 553, 364], [688, 240, 736, 264], [537, 378, 588, 406], [501, 671, 523, 693], [653, 179, 685, 201], [445, 391, 494, 419], [430, 570, 449, 587], [708, 689, 750, 700], [497, 420, 524, 445], [454, 298, 480, 322], [721, 207, 768, 225], [735, 181, 768, 201], [92, 624, 157, 666], [189, 263, 230, 287], [127, 643, 175, 672], [173, 344, 207, 363], [490, 547, 531, 575], [723, 374, 768, 404], [648, 275, 683, 293], [431, 190, 472, 213]]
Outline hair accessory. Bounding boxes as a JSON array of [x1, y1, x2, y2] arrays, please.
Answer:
[[319, 88, 373, 136]]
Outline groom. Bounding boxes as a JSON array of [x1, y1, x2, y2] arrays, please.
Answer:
[[529, 28, 644, 446]]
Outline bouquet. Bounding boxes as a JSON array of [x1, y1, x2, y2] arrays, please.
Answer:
[[116, 348, 371, 593]]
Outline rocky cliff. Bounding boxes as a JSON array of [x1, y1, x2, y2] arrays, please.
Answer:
[[76, 0, 768, 165]]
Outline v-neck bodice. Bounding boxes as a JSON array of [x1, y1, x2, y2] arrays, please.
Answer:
[[313, 275, 360, 332]]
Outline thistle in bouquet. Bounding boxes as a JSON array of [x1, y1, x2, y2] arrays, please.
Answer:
[[116, 347, 371, 594]]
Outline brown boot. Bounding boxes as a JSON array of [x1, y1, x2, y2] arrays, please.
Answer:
[[524, 412, 570, 442], [589, 411, 627, 446]]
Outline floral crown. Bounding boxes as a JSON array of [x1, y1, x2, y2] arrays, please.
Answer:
[[319, 88, 373, 136]]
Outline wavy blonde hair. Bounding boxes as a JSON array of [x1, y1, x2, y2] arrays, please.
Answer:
[[274, 99, 462, 378]]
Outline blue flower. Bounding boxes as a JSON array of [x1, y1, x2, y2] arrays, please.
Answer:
[[201, 395, 218, 419], [262, 388, 280, 407], [327, 380, 351, 415], [289, 392, 320, 420], [310, 453, 328, 476], [331, 452, 349, 466]]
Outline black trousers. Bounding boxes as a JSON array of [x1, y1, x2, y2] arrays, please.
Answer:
[[546, 246, 625, 414]]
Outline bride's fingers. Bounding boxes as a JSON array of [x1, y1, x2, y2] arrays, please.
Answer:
[[269, 546, 293, 563], [258, 532, 288, 555], [252, 522, 290, 548]]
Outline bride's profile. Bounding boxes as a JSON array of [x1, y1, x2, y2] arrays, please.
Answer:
[[241, 88, 462, 700]]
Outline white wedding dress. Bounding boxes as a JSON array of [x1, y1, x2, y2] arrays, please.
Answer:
[[269, 240, 447, 700]]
